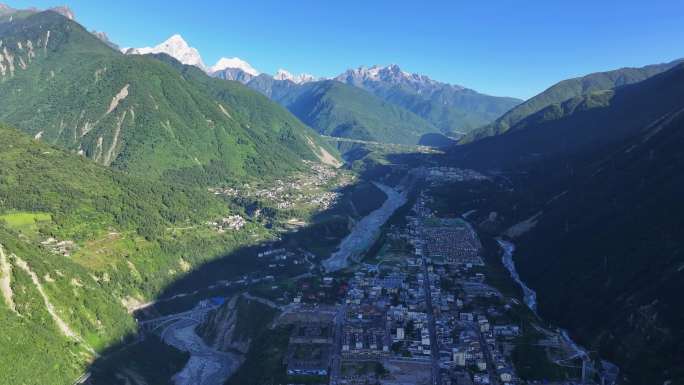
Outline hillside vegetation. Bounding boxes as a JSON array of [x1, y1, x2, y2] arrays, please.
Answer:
[[465, 58, 683, 141], [0, 124, 270, 384], [0, 11, 334, 184], [284, 80, 439, 145], [443, 63, 684, 383]]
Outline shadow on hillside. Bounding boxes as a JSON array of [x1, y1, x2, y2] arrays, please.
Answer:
[[83, 150, 436, 384]]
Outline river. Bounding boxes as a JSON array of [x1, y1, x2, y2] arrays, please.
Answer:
[[497, 239, 537, 313], [497, 238, 619, 384], [323, 182, 408, 272]]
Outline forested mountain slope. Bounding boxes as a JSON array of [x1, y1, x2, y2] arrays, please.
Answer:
[[448, 63, 684, 169], [242, 75, 440, 145], [466, 58, 683, 141], [281, 80, 439, 145], [443, 63, 684, 383], [335, 64, 521, 135], [513, 102, 684, 385], [0, 11, 334, 183], [0, 124, 253, 384]]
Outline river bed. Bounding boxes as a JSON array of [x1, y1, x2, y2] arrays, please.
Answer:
[[323, 182, 407, 272], [163, 317, 241, 385]]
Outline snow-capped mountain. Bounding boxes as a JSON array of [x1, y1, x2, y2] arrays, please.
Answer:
[[122, 34, 318, 86], [273, 69, 316, 84], [334, 64, 521, 135], [208, 57, 260, 83], [123, 34, 206, 70], [209, 57, 260, 76], [335, 64, 459, 92]]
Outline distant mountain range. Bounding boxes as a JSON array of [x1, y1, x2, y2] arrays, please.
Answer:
[[334, 64, 522, 135], [123, 35, 522, 143]]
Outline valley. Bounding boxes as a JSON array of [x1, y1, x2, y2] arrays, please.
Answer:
[[83, 165, 620, 385], [0, 3, 681, 385]]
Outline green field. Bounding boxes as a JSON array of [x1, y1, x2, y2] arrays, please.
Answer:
[[0, 212, 52, 234]]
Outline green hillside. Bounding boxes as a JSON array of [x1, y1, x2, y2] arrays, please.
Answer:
[[151, 54, 340, 171], [283, 80, 439, 145], [379, 84, 521, 135], [465, 58, 683, 141], [0, 11, 334, 184], [447, 63, 684, 169], [334, 65, 521, 135], [442, 63, 684, 383], [0, 123, 270, 384]]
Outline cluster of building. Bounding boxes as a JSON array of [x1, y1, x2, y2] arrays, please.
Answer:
[[286, 321, 334, 377], [255, 247, 315, 275], [410, 193, 519, 385], [319, 191, 522, 385], [209, 161, 351, 212], [418, 217, 484, 267], [207, 214, 246, 232], [40, 237, 76, 256], [341, 305, 390, 358], [425, 167, 489, 184]]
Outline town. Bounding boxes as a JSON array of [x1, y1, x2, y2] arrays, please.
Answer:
[[135, 167, 611, 385], [230, 187, 586, 385], [209, 160, 353, 212], [277, 192, 521, 385]]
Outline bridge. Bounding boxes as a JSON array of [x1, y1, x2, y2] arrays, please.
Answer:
[[138, 301, 220, 334]]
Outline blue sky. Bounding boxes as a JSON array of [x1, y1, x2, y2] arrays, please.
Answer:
[[7, 0, 684, 99]]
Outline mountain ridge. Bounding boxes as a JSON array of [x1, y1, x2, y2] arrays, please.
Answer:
[[334, 64, 522, 135], [0, 11, 336, 184], [464, 58, 684, 141], [440, 62, 684, 383]]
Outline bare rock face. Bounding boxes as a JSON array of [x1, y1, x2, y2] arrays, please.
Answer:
[[49, 6, 75, 20], [196, 296, 248, 353], [196, 294, 278, 354]]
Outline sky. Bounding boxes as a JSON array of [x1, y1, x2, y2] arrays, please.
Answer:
[[6, 0, 684, 99]]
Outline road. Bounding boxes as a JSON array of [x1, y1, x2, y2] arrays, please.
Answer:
[[478, 328, 500, 385], [420, 256, 441, 385], [329, 304, 346, 384]]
